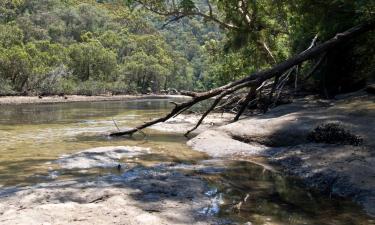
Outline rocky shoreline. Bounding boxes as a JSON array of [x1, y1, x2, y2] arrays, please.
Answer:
[[179, 91, 375, 217], [0, 92, 374, 223]]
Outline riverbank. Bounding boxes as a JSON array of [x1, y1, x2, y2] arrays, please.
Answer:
[[0, 148, 220, 225], [153, 91, 375, 217], [0, 94, 190, 105], [0, 93, 374, 224]]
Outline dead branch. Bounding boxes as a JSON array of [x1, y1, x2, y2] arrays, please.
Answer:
[[112, 118, 121, 131], [304, 34, 319, 53], [262, 41, 277, 63], [161, 15, 185, 29], [272, 67, 295, 107], [268, 75, 280, 102], [185, 81, 253, 136], [215, 94, 240, 110], [302, 53, 326, 82], [110, 21, 375, 137], [233, 86, 257, 121], [206, 0, 213, 17], [179, 90, 198, 97]]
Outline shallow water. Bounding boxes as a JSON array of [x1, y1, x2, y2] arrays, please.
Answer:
[[0, 99, 373, 225]]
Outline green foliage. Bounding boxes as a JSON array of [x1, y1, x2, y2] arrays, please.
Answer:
[[289, 0, 375, 95], [179, 0, 195, 12], [0, 45, 31, 92], [0, 24, 24, 47], [0, 39, 68, 93], [0, 0, 216, 95], [69, 40, 118, 81], [0, 0, 25, 23], [1, 0, 372, 96], [139, 0, 374, 94]]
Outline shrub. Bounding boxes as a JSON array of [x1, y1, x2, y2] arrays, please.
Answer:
[[0, 79, 16, 96]]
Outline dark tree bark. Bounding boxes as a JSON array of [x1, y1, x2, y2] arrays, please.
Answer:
[[233, 87, 257, 121], [110, 21, 375, 137]]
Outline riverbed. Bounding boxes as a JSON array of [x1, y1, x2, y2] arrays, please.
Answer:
[[0, 98, 373, 224]]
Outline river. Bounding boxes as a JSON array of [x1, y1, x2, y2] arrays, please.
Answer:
[[0, 98, 373, 225]]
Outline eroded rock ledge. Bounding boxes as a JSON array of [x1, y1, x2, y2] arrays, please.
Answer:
[[185, 92, 375, 216]]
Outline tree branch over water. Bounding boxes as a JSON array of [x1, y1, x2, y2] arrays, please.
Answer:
[[110, 21, 375, 137]]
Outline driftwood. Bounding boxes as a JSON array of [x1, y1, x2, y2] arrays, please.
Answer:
[[110, 21, 375, 137]]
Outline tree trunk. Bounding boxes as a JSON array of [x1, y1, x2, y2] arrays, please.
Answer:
[[110, 21, 375, 137]]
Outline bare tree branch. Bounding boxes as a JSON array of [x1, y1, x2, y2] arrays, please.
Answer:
[[233, 86, 257, 121], [302, 53, 326, 82], [185, 81, 253, 135], [161, 15, 185, 29], [238, 0, 252, 28], [262, 41, 277, 63], [109, 21, 375, 137], [206, 0, 213, 17]]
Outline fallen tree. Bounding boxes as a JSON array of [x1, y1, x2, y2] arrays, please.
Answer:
[[110, 21, 375, 137]]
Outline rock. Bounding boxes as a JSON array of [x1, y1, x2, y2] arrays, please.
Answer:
[[0, 164, 222, 225], [187, 93, 375, 217], [55, 146, 149, 169]]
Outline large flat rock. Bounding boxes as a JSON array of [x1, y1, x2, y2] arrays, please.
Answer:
[[187, 93, 375, 216]]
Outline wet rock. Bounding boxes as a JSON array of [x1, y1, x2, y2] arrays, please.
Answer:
[[0, 164, 224, 225], [121, 166, 208, 201], [55, 146, 149, 169], [188, 93, 375, 217]]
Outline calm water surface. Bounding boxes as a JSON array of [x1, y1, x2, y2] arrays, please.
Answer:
[[0, 99, 373, 225]]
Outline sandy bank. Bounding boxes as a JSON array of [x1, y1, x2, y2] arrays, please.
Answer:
[[0, 94, 190, 105], [156, 91, 375, 217]]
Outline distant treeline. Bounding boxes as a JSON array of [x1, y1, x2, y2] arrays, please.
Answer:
[[0, 0, 222, 96]]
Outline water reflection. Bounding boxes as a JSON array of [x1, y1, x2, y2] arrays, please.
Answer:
[[0, 99, 374, 225], [0, 99, 174, 125]]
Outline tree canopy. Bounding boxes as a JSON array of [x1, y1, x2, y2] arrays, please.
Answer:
[[0, 0, 374, 96], [130, 0, 374, 94], [0, 0, 221, 95]]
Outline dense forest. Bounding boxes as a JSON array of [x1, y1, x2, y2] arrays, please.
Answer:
[[0, 0, 222, 95], [0, 0, 374, 96]]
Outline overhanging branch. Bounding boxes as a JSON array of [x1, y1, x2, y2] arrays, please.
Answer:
[[110, 21, 375, 137]]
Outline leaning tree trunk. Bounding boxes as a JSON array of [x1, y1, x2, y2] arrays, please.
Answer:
[[110, 21, 375, 137]]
